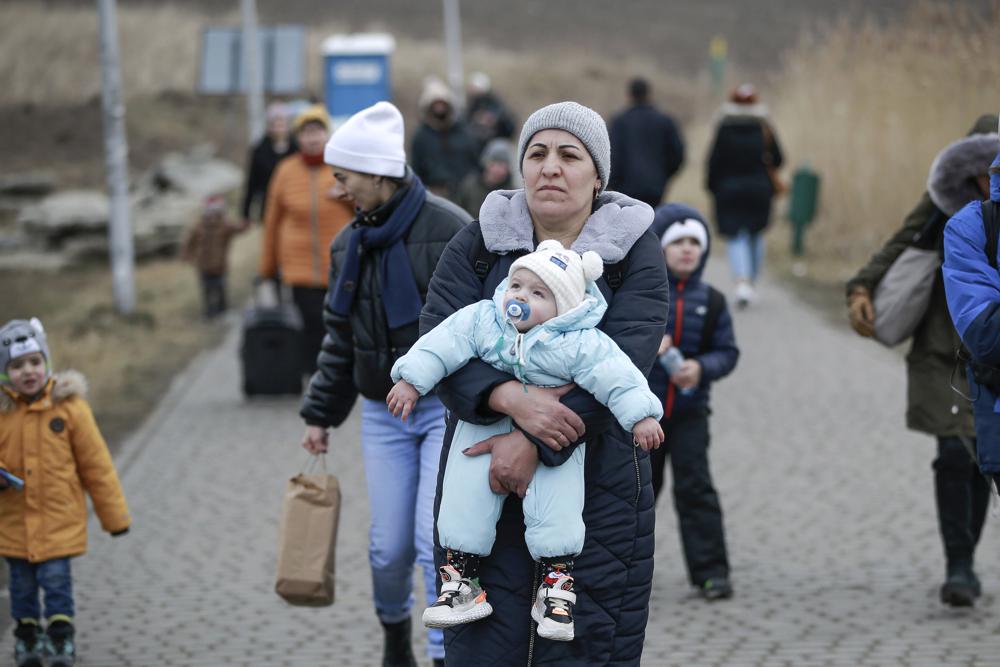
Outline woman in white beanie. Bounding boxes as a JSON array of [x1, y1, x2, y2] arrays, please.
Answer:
[[299, 101, 472, 667], [420, 101, 669, 665]]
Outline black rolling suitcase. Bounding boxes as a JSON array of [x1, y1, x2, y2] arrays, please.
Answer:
[[240, 290, 304, 396]]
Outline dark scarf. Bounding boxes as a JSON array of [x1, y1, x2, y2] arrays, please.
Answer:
[[329, 176, 427, 329]]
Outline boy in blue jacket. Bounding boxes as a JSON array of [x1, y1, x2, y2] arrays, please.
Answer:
[[648, 203, 740, 600], [387, 239, 664, 642]]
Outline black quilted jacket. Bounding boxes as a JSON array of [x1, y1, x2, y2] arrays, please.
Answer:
[[299, 179, 470, 427]]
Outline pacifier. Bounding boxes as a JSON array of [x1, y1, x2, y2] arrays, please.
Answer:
[[504, 300, 531, 322]]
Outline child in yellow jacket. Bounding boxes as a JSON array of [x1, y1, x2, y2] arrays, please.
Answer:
[[0, 318, 131, 667]]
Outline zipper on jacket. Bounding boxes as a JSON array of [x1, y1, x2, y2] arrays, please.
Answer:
[[665, 279, 686, 419], [527, 561, 540, 666], [308, 169, 322, 285], [633, 443, 641, 505]]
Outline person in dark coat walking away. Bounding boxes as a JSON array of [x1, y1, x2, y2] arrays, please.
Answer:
[[647, 203, 739, 600], [943, 143, 1000, 493], [180, 194, 249, 318], [705, 83, 783, 308], [298, 101, 471, 667], [455, 138, 516, 218], [410, 78, 482, 201], [421, 101, 668, 666], [465, 71, 517, 151], [848, 115, 999, 607], [241, 102, 297, 224], [608, 77, 685, 208]]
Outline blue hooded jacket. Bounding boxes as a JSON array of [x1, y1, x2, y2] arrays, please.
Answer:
[[393, 278, 662, 431], [648, 203, 740, 418], [942, 150, 1000, 473]]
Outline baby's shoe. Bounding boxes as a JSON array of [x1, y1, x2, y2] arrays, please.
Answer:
[[44, 616, 76, 667], [532, 572, 576, 641], [13, 619, 44, 667], [422, 564, 493, 628]]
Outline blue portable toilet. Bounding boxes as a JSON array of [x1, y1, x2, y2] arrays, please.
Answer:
[[322, 33, 396, 128]]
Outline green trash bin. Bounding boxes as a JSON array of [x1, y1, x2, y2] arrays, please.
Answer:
[[787, 165, 820, 256]]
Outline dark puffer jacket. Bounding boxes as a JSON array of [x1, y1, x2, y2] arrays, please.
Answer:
[[300, 174, 471, 427], [705, 103, 783, 238], [608, 103, 685, 207], [420, 189, 668, 666], [648, 204, 739, 417]]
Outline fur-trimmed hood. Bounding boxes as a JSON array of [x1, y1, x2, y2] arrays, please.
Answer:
[[478, 189, 653, 263], [927, 133, 1000, 215], [717, 102, 770, 122], [0, 369, 87, 413]]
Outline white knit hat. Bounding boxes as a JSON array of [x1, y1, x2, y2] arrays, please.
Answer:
[[509, 240, 605, 315], [324, 101, 406, 178], [660, 219, 708, 249]]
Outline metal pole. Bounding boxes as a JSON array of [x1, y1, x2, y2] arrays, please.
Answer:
[[96, 0, 136, 314], [442, 0, 465, 112], [241, 0, 265, 144]]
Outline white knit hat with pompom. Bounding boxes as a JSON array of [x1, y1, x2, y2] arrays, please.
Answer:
[[509, 240, 604, 315]]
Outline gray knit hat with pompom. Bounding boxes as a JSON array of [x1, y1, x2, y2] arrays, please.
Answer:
[[517, 102, 611, 194]]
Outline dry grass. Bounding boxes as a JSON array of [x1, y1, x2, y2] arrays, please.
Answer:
[[763, 2, 1000, 284]]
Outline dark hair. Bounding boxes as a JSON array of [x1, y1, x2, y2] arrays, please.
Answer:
[[628, 78, 650, 103]]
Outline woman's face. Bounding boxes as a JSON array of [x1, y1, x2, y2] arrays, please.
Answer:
[[522, 129, 600, 226], [296, 122, 329, 156], [331, 168, 382, 212]]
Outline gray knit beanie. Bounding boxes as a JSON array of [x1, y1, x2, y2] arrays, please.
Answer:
[[517, 101, 611, 194], [0, 318, 51, 387]]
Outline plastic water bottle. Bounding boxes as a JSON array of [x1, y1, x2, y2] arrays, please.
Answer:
[[659, 347, 695, 396]]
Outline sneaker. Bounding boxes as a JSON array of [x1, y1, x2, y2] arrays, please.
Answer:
[[422, 564, 493, 628], [44, 618, 76, 667], [699, 577, 734, 601], [941, 565, 978, 607], [531, 573, 576, 642], [734, 283, 755, 309], [13, 619, 44, 667]]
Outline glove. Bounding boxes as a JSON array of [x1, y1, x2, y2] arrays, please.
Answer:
[[847, 287, 875, 338], [111, 528, 130, 538]]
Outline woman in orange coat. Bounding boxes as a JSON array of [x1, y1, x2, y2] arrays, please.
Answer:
[[259, 105, 354, 373], [0, 318, 131, 666]]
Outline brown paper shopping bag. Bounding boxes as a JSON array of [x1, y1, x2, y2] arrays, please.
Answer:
[[275, 456, 341, 606]]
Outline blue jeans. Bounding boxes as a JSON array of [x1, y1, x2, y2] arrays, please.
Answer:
[[5, 557, 74, 622], [727, 229, 766, 282], [361, 396, 445, 660]]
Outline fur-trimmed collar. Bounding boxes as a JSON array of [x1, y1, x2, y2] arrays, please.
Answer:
[[478, 189, 653, 263], [717, 102, 770, 121], [927, 133, 1000, 216], [0, 370, 87, 413]]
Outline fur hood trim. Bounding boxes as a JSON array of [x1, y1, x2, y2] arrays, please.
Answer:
[[927, 133, 1000, 215], [717, 102, 770, 122], [0, 370, 87, 413], [478, 189, 653, 263]]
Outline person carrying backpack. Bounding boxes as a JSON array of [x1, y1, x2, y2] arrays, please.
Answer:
[[648, 203, 739, 600]]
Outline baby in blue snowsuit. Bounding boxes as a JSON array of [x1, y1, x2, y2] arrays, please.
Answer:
[[387, 239, 664, 642]]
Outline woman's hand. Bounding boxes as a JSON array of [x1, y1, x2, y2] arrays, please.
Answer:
[[671, 360, 702, 391], [302, 425, 330, 454], [463, 430, 539, 497], [488, 381, 585, 451], [847, 287, 875, 338]]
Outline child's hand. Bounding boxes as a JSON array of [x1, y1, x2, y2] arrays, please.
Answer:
[[632, 417, 664, 451], [671, 360, 702, 391], [657, 335, 673, 356], [387, 381, 420, 421]]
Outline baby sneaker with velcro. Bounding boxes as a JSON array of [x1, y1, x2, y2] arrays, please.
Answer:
[[422, 564, 493, 628], [532, 572, 576, 642]]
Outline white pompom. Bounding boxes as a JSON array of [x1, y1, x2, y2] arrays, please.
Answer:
[[536, 239, 565, 253], [581, 251, 604, 282]]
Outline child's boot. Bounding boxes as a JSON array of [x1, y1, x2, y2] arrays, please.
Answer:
[[422, 550, 492, 628], [532, 559, 577, 642], [13, 619, 44, 667], [44, 616, 76, 667]]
